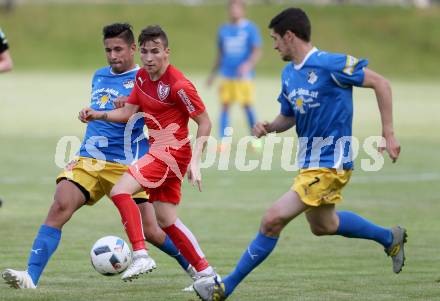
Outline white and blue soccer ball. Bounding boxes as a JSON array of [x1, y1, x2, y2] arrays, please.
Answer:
[[90, 236, 132, 276]]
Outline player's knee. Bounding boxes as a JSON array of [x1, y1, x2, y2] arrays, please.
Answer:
[[52, 193, 73, 215], [261, 209, 285, 236], [309, 223, 337, 236]]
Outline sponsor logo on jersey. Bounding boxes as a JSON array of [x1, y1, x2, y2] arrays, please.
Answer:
[[157, 81, 170, 102], [137, 76, 145, 86], [307, 70, 318, 84], [123, 79, 134, 89], [177, 89, 195, 113]]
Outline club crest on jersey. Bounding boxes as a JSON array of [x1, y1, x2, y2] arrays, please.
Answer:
[[157, 81, 170, 102], [123, 79, 134, 89], [307, 70, 318, 84]]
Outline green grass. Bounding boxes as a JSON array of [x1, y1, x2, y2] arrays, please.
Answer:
[[0, 72, 440, 300], [1, 4, 440, 79]]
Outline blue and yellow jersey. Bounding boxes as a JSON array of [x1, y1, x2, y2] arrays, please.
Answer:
[[278, 48, 368, 170], [217, 19, 261, 79], [79, 66, 149, 164]]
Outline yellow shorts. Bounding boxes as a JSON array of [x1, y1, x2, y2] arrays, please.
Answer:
[[292, 168, 352, 207], [56, 156, 148, 206], [219, 79, 255, 105]]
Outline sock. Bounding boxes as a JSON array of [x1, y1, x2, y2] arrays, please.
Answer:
[[27, 224, 61, 285], [223, 232, 278, 296], [158, 235, 190, 271], [162, 219, 209, 272], [112, 193, 146, 251], [219, 109, 229, 138], [244, 106, 256, 132], [336, 211, 393, 248]]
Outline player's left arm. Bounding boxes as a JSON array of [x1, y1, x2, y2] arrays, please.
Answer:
[[79, 103, 139, 123], [362, 68, 401, 163], [188, 111, 212, 192]]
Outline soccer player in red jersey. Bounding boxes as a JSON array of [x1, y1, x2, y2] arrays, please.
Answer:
[[79, 25, 216, 283]]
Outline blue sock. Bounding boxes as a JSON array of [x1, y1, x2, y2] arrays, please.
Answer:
[[336, 211, 393, 248], [219, 109, 229, 138], [223, 232, 278, 296], [157, 235, 190, 271], [27, 224, 61, 285], [244, 106, 256, 132]]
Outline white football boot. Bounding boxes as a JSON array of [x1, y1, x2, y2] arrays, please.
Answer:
[[121, 252, 156, 282], [2, 269, 37, 289]]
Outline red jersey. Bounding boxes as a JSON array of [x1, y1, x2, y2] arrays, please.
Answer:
[[127, 64, 206, 165]]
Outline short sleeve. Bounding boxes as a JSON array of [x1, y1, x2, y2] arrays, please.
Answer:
[[329, 53, 368, 87], [277, 79, 294, 117], [174, 80, 206, 117]]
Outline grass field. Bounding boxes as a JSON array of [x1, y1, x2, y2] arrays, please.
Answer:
[[1, 4, 440, 79], [1, 72, 440, 301]]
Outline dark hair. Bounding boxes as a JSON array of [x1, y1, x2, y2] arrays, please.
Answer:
[[138, 25, 169, 48], [102, 23, 135, 45], [268, 8, 311, 42]]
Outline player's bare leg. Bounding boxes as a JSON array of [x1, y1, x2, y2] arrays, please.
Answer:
[[304, 204, 339, 236], [260, 190, 308, 236], [45, 180, 86, 228], [2, 180, 85, 289], [110, 172, 156, 281]]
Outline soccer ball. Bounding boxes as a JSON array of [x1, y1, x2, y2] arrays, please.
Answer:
[[90, 236, 132, 276]]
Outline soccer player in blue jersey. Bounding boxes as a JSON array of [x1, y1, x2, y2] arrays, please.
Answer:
[[2, 23, 194, 289], [206, 0, 262, 150], [194, 8, 405, 300]]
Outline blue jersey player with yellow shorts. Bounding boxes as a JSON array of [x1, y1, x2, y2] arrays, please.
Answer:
[[2, 23, 194, 289], [194, 8, 405, 300], [206, 0, 262, 149]]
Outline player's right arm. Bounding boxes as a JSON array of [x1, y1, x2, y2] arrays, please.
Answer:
[[253, 114, 295, 138], [78, 103, 139, 123]]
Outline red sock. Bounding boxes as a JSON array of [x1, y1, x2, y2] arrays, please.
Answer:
[[162, 219, 209, 272], [111, 193, 146, 251]]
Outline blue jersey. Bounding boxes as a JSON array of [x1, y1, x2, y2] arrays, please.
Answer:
[[217, 19, 261, 79], [278, 48, 368, 170], [79, 66, 149, 164]]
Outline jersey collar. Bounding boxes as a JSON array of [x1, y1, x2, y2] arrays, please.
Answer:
[[293, 47, 318, 70], [109, 64, 140, 75]]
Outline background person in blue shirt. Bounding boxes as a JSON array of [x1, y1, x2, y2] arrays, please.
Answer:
[[194, 7, 405, 301], [206, 0, 262, 150], [2, 23, 192, 289]]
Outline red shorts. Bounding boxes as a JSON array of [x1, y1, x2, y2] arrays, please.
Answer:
[[128, 152, 189, 204]]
